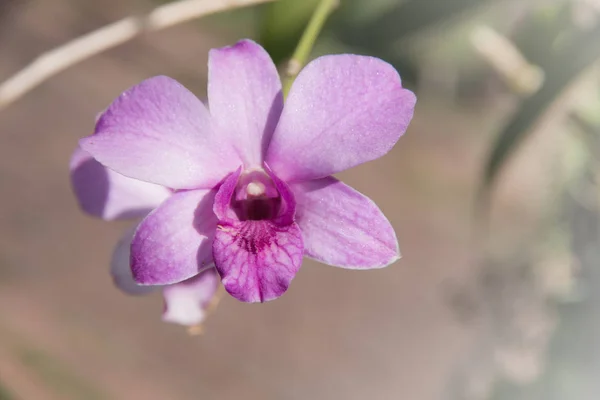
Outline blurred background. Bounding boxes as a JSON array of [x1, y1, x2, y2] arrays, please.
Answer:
[[1, 0, 599, 399]]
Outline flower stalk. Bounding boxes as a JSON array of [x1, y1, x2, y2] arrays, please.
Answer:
[[281, 0, 338, 98]]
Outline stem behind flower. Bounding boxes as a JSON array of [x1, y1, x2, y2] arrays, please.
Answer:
[[281, 0, 338, 98]]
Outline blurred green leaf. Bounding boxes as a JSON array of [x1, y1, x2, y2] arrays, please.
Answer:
[[511, 2, 574, 66], [339, 0, 497, 49], [0, 383, 15, 400], [18, 347, 106, 400], [482, 22, 600, 193]]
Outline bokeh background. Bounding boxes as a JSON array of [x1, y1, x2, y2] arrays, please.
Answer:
[[1, 0, 599, 399]]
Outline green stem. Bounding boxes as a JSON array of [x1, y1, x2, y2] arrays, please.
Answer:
[[281, 0, 337, 98]]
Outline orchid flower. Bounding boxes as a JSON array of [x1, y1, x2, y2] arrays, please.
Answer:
[[77, 39, 416, 303], [70, 147, 219, 326]]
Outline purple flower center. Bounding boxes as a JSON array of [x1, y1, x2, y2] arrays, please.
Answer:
[[232, 222, 275, 254], [231, 169, 281, 221]]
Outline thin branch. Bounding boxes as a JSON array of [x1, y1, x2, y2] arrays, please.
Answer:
[[0, 0, 275, 111], [471, 25, 544, 96]]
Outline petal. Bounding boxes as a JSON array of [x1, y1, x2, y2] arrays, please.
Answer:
[[111, 225, 157, 295], [80, 76, 240, 189], [70, 146, 170, 220], [213, 220, 303, 303], [213, 167, 243, 222], [131, 189, 218, 285], [212, 168, 303, 303], [264, 163, 297, 225], [266, 55, 416, 182], [162, 268, 220, 326], [208, 39, 283, 167], [291, 177, 400, 269]]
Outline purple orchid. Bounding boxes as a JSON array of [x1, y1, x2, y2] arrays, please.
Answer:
[[78, 39, 416, 303], [70, 147, 219, 326]]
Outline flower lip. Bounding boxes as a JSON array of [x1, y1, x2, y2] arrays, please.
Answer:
[[212, 164, 303, 303]]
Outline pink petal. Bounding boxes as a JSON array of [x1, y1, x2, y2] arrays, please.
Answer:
[[70, 146, 170, 220], [208, 39, 283, 167], [131, 189, 218, 285], [266, 55, 416, 182], [111, 225, 157, 295], [212, 167, 304, 302], [213, 221, 303, 302], [291, 177, 400, 269], [162, 268, 220, 326], [80, 76, 240, 189], [213, 167, 242, 222]]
